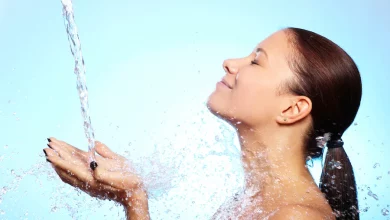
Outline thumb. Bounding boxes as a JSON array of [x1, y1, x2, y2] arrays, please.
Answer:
[[93, 166, 139, 190], [94, 141, 118, 159]]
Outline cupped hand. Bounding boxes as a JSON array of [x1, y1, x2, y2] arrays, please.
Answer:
[[43, 137, 147, 207]]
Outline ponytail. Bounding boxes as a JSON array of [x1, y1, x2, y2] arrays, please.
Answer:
[[320, 146, 359, 219]]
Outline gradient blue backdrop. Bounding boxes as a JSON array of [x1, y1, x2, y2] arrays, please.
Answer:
[[0, 0, 389, 219]]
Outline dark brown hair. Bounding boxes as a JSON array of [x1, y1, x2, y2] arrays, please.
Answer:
[[284, 27, 362, 219]]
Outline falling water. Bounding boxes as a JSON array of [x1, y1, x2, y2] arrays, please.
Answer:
[[60, 0, 96, 162]]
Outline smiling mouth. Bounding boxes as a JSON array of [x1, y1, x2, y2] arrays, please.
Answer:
[[221, 80, 233, 89]]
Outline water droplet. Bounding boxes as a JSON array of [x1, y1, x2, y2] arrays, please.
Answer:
[[354, 122, 358, 126], [51, 206, 58, 213], [377, 176, 382, 180], [373, 163, 380, 168], [362, 207, 369, 212], [368, 190, 379, 200], [382, 208, 389, 216], [0, 210, 4, 215], [306, 156, 313, 167], [328, 160, 343, 169], [3, 145, 8, 149]]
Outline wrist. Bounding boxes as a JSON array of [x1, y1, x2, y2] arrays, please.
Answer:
[[123, 189, 149, 220]]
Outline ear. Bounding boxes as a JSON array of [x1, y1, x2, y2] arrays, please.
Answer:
[[276, 96, 312, 125]]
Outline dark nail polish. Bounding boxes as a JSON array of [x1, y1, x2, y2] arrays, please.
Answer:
[[43, 149, 47, 156], [47, 138, 51, 142], [47, 144, 52, 149], [90, 161, 98, 170], [46, 158, 51, 163]]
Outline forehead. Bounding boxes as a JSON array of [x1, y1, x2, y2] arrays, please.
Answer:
[[254, 30, 290, 57], [254, 30, 294, 79]]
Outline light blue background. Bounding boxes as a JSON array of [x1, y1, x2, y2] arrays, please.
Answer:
[[0, 0, 389, 219]]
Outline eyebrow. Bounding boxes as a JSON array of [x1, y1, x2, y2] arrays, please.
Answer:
[[256, 47, 268, 59]]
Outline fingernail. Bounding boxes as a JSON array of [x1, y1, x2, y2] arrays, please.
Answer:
[[47, 138, 51, 142], [47, 144, 52, 149], [90, 161, 98, 170], [43, 149, 47, 156], [46, 158, 51, 163]]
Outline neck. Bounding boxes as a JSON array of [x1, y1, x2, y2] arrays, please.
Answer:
[[235, 125, 314, 201]]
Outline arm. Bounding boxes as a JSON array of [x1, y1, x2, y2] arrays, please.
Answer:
[[124, 189, 150, 220], [269, 205, 334, 220]]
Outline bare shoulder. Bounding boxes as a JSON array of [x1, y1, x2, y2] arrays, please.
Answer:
[[269, 205, 335, 220]]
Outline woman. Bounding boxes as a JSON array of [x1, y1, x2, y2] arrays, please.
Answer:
[[43, 27, 361, 220]]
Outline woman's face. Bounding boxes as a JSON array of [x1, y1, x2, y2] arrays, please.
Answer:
[[207, 30, 296, 127]]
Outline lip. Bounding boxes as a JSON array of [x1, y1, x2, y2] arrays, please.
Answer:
[[220, 79, 233, 89]]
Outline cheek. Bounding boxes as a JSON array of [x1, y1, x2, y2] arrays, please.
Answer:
[[231, 78, 278, 117]]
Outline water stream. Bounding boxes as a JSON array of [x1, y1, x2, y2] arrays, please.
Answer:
[[61, 0, 96, 163]]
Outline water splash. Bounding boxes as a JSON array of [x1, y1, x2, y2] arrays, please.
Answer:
[[61, 0, 96, 162]]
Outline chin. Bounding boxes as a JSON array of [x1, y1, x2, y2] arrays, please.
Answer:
[[206, 94, 233, 123]]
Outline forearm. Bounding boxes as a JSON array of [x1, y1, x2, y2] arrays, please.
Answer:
[[124, 189, 150, 220]]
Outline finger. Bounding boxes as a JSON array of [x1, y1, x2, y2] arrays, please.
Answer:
[[54, 167, 84, 188], [47, 141, 73, 160], [93, 156, 125, 172], [49, 137, 88, 156], [46, 150, 93, 183], [93, 166, 141, 190], [44, 144, 59, 157], [95, 141, 118, 159], [55, 167, 121, 201]]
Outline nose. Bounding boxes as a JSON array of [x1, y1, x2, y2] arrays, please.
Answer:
[[222, 59, 238, 75]]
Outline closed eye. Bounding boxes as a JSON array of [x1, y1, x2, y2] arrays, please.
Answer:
[[251, 60, 259, 65]]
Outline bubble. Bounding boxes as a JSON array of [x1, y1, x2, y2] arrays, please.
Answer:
[[362, 207, 369, 212], [3, 145, 8, 149], [376, 176, 382, 180], [373, 163, 380, 168], [382, 208, 389, 216], [0, 210, 4, 215], [354, 122, 358, 126]]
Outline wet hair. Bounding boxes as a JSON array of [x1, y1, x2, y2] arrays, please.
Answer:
[[283, 27, 362, 219]]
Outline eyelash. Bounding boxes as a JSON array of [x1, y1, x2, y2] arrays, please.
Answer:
[[251, 60, 259, 65]]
